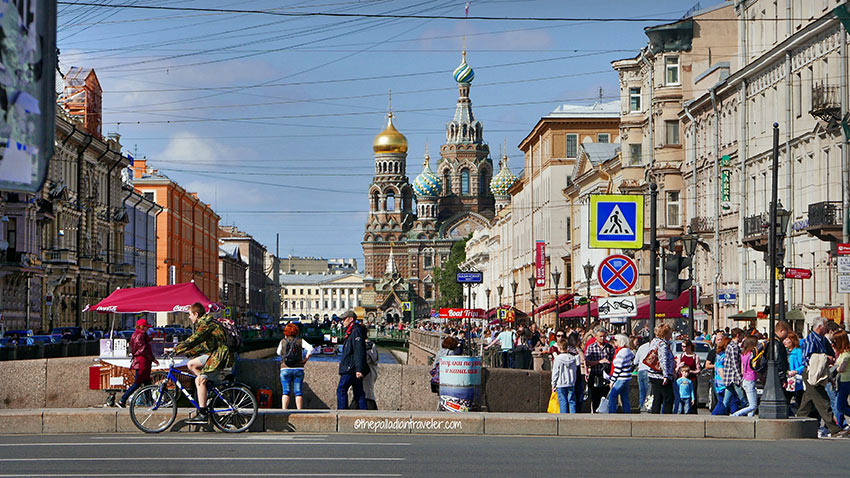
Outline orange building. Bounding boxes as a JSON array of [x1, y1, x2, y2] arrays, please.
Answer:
[[131, 160, 219, 302]]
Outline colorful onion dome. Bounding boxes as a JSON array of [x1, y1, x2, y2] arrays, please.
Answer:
[[452, 50, 475, 84], [412, 154, 442, 197], [490, 155, 518, 197], [373, 113, 408, 154]]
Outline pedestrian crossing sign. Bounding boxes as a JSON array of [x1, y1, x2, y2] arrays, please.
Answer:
[[589, 194, 644, 249]]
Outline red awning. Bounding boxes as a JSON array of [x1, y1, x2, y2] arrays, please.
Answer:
[[532, 293, 575, 316], [557, 290, 695, 320], [85, 282, 216, 314]]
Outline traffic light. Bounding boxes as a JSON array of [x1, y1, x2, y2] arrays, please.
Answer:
[[663, 253, 692, 299]]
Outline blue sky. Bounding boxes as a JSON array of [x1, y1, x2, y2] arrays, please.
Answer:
[[57, 0, 702, 267]]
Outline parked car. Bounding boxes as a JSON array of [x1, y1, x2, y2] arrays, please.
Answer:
[[0, 337, 16, 347], [50, 326, 87, 341], [88, 330, 104, 340], [3, 329, 34, 338], [116, 330, 135, 340]]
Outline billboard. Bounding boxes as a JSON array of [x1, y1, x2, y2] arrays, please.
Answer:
[[0, 0, 57, 194]]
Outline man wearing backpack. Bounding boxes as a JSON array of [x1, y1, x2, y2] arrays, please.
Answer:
[[337, 310, 369, 410], [173, 302, 236, 424]]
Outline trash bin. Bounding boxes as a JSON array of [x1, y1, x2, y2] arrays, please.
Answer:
[[513, 347, 533, 370], [438, 355, 482, 412]]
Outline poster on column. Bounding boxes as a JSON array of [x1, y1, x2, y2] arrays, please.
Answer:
[[535, 241, 546, 287]]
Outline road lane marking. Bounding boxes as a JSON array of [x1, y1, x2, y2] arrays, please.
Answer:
[[0, 474, 401, 477], [0, 457, 403, 462], [0, 441, 409, 447]]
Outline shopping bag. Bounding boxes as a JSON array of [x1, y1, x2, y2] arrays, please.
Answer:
[[547, 391, 560, 414], [596, 397, 610, 414]]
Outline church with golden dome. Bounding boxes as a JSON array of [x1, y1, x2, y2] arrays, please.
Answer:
[[361, 51, 505, 321]]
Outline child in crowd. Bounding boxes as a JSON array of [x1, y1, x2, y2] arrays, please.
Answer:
[[677, 365, 695, 414]]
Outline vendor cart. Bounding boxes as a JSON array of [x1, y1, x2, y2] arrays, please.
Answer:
[[84, 282, 221, 406]]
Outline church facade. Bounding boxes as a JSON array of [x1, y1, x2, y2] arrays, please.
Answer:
[[361, 52, 518, 321]]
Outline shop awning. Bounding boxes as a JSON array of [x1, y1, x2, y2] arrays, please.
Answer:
[[84, 282, 215, 314], [532, 293, 576, 316], [785, 309, 806, 321], [729, 309, 758, 320]]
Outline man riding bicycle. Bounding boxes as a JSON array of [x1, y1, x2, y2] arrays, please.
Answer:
[[171, 302, 235, 424]]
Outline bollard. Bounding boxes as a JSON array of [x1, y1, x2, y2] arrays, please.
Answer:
[[532, 351, 545, 371]]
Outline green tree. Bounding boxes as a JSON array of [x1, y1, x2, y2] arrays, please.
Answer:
[[433, 236, 469, 308]]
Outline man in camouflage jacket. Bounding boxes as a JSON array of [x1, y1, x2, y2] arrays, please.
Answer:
[[174, 302, 235, 423]]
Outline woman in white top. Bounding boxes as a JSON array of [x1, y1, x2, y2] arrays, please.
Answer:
[[277, 323, 313, 410]]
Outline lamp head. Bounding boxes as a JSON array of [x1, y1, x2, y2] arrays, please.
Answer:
[[583, 260, 594, 279]]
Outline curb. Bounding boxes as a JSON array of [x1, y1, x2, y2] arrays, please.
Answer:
[[0, 408, 818, 438]]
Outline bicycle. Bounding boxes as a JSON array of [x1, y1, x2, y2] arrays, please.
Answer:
[[128, 354, 258, 433]]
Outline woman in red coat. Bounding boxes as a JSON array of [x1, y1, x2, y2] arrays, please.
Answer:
[[117, 319, 158, 408]]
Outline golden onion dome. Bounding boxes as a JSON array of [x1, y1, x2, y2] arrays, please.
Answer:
[[373, 113, 408, 154]]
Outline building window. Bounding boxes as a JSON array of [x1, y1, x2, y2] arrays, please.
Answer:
[[629, 87, 641, 112], [565, 134, 578, 158], [665, 56, 680, 85], [665, 120, 680, 145], [425, 285, 433, 300], [443, 171, 451, 194], [143, 191, 154, 202], [666, 191, 681, 227], [629, 143, 642, 166], [461, 169, 470, 195], [596, 133, 609, 143], [565, 216, 571, 241]]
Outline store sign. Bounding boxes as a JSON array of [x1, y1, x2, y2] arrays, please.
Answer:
[[720, 169, 731, 210], [439, 308, 485, 320], [838, 243, 850, 255], [535, 241, 546, 287], [821, 307, 844, 325], [839, 275, 850, 294]]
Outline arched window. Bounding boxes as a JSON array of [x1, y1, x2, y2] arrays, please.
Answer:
[[480, 171, 489, 195], [443, 171, 451, 194], [461, 169, 470, 195], [371, 191, 379, 211], [386, 192, 395, 211]]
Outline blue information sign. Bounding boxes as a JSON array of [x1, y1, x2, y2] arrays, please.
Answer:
[[456, 272, 483, 284]]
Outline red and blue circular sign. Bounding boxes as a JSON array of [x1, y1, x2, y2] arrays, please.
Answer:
[[597, 254, 637, 295]]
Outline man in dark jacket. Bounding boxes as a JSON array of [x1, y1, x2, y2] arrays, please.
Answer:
[[337, 310, 369, 410]]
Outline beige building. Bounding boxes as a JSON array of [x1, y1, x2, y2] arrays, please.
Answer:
[[280, 273, 364, 320], [681, 0, 850, 331]]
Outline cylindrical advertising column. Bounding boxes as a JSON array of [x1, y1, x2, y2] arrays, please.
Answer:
[[438, 355, 482, 412]]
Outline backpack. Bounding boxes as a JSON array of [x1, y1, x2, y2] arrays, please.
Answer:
[[751, 341, 767, 374], [215, 317, 242, 352], [283, 338, 302, 367]]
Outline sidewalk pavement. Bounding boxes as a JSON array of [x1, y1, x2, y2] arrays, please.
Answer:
[[0, 408, 818, 439]]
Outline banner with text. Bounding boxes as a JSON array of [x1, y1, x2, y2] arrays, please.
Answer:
[[440, 308, 485, 320], [535, 240, 546, 287]]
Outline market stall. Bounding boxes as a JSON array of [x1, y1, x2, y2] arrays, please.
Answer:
[[85, 282, 217, 406]]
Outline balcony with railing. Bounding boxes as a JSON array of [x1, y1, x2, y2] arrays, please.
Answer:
[[114, 263, 135, 276], [806, 201, 842, 241], [689, 216, 714, 234], [45, 249, 76, 264], [811, 84, 841, 122], [742, 213, 769, 252]]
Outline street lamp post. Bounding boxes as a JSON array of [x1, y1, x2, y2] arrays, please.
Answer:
[[759, 122, 788, 420], [583, 260, 594, 330], [551, 268, 561, 330], [483, 288, 491, 356], [510, 279, 518, 311], [681, 231, 699, 340], [497, 285, 503, 312]]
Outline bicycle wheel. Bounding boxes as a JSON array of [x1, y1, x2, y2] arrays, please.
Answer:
[[129, 384, 177, 433], [210, 386, 257, 433]]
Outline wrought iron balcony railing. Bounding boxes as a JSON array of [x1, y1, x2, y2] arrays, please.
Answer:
[[807, 201, 842, 228]]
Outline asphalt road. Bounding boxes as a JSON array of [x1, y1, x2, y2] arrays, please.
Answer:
[[0, 433, 848, 477]]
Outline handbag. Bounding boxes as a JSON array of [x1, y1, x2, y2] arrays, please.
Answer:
[[547, 391, 560, 414], [591, 374, 608, 388], [643, 347, 662, 372], [596, 396, 610, 414]]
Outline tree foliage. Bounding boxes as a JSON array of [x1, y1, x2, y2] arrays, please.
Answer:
[[433, 236, 469, 308]]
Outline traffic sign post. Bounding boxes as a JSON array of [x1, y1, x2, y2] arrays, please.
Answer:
[[597, 255, 638, 295], [456, 272, 483, 284], [597, 296, 637, 320], [401, 301, 412, 312], [589, 195, 644, 249], [784, 268, 812, 280]]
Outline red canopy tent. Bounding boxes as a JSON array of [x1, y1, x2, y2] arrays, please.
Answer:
[[84, 282, 216, 314], [558, 290, 695, 320]]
